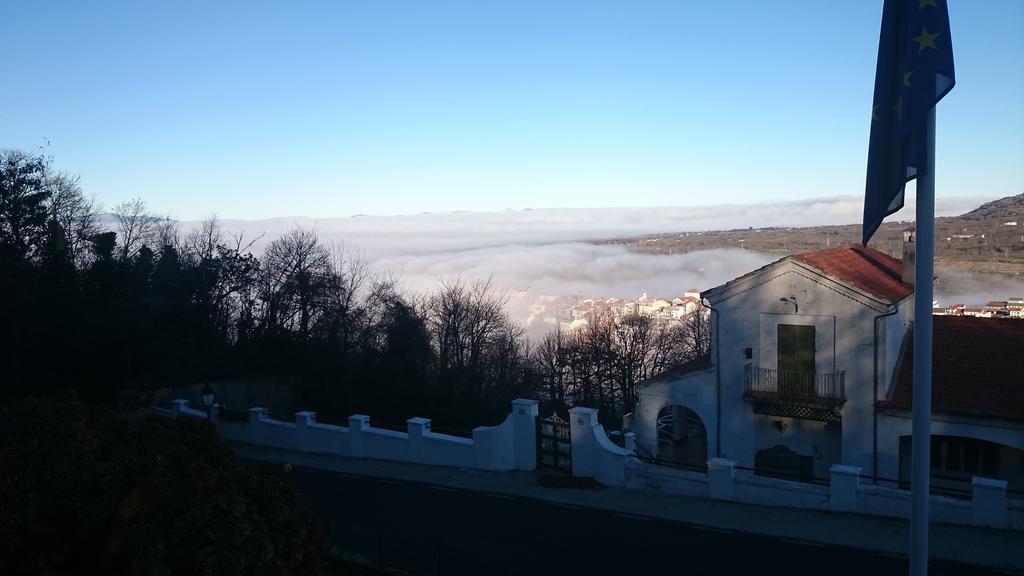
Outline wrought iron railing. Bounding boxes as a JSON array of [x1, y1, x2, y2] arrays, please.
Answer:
[[744, 366, 846, 404]]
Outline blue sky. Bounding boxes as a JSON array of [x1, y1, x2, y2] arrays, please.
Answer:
[[2, 0, 1022, 220]]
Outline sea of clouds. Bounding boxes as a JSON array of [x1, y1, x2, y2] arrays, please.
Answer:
[[188, 195, 1023, 311]]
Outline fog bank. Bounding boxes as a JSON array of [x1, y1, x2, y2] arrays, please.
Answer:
[[179, 195, 1023, 315]]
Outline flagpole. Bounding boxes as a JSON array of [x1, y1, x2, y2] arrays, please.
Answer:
[[910, 106, 936, 576]]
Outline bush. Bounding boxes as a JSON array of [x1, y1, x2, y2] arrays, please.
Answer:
[[0, 392, 324, 575]]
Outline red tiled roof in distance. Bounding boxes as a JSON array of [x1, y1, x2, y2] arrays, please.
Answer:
[[880, 316, 1024, 423], [792, 245, 913, 302]]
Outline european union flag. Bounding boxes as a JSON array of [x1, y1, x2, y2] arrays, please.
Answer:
[[863, 0, 955, 245]]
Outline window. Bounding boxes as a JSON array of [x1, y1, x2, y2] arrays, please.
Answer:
[[777, 324, 815, 396], [932, 437, 999, 477]]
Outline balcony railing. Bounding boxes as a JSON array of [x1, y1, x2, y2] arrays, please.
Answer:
[[744, 366, 846, 407]]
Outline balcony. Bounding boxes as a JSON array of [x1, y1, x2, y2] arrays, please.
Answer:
[[744, 367, 846, 421]]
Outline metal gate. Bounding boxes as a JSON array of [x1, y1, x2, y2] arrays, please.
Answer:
[[537, 413, 571, 472]]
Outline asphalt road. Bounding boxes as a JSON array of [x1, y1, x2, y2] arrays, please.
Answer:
[[290, 467, 999, 576]]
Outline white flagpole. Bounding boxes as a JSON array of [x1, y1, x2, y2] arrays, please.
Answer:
[[910, 106, 936, 576]]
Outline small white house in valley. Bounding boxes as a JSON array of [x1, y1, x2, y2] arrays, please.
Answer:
[[632, 239, 1024, 493]]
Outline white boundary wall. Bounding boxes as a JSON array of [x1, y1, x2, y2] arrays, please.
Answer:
[[572, 405, 1023, 531], [171, 398, 538, 472]]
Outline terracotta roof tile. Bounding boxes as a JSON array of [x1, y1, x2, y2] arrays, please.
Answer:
[[880, 316, 1024, 423], [792, 245, 913, 302]]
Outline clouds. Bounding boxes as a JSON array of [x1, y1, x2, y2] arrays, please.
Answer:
[[935, 270, 1024, 307], [374, 242, 773, 299], [186, 194, 1021, 309], [211, 194, 989, 258]]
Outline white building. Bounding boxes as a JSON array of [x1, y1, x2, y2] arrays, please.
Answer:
[[632, 241, 1024, 492]]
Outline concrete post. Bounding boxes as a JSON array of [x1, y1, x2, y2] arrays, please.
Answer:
[[569, 407, 599, 478], [248, 406, 266, 424], [971, 476, 1009, 528], [295, 411, 316, 428], [171, 399, 189, 414], [829, 464, 861, 512], [511, 398, 539, 470], [248, 407, 266, 445], [624, 432, 636, 453], [707, 457, 736, 501], [407, 417, 431, 464], [295, 411, 316, 452], [349, 415, 370, 458]]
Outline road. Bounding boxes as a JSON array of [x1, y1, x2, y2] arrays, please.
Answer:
[[290, 467, 999, 576]]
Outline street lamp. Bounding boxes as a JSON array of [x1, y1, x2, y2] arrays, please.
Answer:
[[779, 296, 799, 314], [200, 384, 216, 420]]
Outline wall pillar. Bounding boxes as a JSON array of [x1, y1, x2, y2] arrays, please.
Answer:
[[971, 476, 1009, 528], [707, 457, 736, 501], [295, 411, 316, 452], [349, 415, 370, 458], [295, 411, 316, 427], [829, 464, 861, 512], [407, 417, 431, 464], [248, 407, 267, 445], [248, 406, 266, 424], [511, 398, 539, 470], [624, 432, 636, 453], [569, 407, 599, 478]]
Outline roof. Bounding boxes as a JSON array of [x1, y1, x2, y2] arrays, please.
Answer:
[[791, 245, 913, 302], [703, 244, 913, 304], [639, 356, 713, 387], [880, 316, 1024, 423]]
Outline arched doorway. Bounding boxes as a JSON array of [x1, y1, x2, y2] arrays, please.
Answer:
[[656, 405, 708, 469]]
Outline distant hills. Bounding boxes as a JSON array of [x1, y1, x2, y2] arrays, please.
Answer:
[[960, 193, 1024, 221], [601, 192, 1024, 275]]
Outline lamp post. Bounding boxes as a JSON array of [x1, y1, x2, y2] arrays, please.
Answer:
[[200, 384, 216, 421], [779, 296, 798, 314]]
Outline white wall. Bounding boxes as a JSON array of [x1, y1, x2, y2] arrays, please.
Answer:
[[632, 367, 715, 460], [172, 398, 538, 473], [752, 414, 841, 479], [701, 261, 911, 475], [569, 406, 633, 486], [622, 457, 1022, 530]]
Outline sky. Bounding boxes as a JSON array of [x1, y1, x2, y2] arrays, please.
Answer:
[[2, 0, 1022, 220]]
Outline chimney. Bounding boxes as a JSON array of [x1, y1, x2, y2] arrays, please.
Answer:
[[901, 230, 916, 285]]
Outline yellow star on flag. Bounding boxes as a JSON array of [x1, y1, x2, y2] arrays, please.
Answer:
[[892, 97, 902, 122], [912, 26, 940, 53], [903, 70, 913, 87], [872, 104, 879, 121], [919, 0, 937, 10]]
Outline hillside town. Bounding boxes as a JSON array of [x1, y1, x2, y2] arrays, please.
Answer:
[[510, 289, 705, 335], [934, 297, 1024, 318], [513, 287, 1024, 337]]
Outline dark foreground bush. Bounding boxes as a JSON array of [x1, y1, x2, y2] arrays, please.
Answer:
[[0, 391, 324, 575]]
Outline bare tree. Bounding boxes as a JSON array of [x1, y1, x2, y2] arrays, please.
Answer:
[[152, 216, 179, 250], [533, 330, 569, 410], [45, 172, 100, 268], [424, 278, 531, 419], [678, 305, 712, 363], [112, 198, 154, 262], [260, 226, 333, 339], [182, 214, 223, 263], [612, 312, 656, 413]]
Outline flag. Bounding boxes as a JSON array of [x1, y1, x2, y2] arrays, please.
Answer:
[[863, 0, 955, 245]]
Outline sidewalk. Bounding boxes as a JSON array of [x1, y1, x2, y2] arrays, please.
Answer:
[[231, 442, 1023, 572]]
